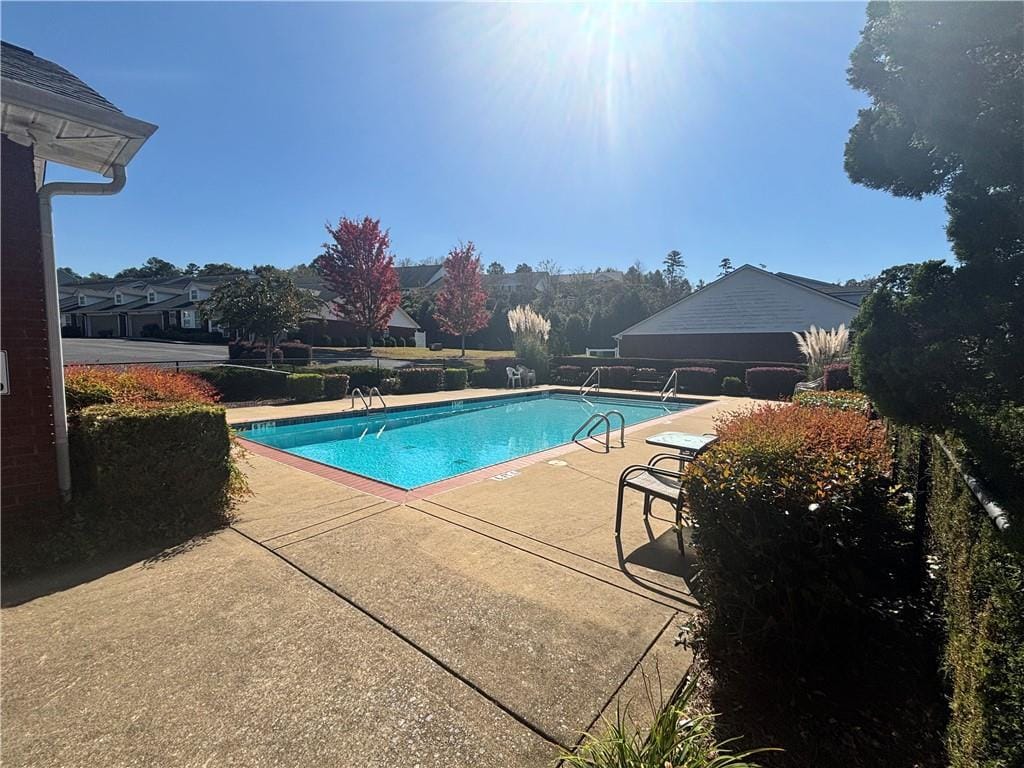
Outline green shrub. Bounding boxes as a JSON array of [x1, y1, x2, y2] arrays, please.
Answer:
[[278, 341, 312, 362], [406, 336, 417, 348], [69, 403, 235, 548], [444, 368, 468, 390], [323, 373, 350, 400], [793, 389, 870, 412], [195, 366, 288, 402], [396, 336, 406, 347], [683, 405, 899, 665], [398, 367, 444, 394], [385, 336, 396, 347], [339, 365, 383, 390], [744, 366, 804, 399], [721, 376, 745, 396], [378, 376, 399, 395], [285, 373, 324, 402], [603, 366, 635, 389], [674, 366, 718, 395]]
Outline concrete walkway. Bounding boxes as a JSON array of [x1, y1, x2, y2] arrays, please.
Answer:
[[2, 388, 744, 767]]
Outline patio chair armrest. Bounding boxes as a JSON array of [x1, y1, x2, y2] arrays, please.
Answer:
[[649, 452, 690, 468], [619, 464, 685, 484]]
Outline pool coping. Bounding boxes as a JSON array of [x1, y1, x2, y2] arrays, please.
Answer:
[[235, 389, 721, 503]]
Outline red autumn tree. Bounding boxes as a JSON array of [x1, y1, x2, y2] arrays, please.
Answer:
[[433, 241, 490, 356], [315, 216, 401, 347]]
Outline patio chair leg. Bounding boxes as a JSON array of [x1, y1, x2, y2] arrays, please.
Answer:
[[674, 507, 685, 554], [643, 494, 652, 519], [615, 483, 625, 537]]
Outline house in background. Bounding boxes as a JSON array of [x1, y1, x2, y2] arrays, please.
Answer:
[[0, 40, 156, 546], [615, 265, 866, 362]]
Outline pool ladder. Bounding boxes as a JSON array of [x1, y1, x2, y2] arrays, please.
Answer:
[[571, 410, 625, 453], [351, 386, 389, 417]]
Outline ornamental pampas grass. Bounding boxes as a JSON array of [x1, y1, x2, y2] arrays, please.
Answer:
[[792, 324, 850, 379], [507, 305, 551, 342]]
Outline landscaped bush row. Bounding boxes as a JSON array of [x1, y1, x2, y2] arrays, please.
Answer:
[[552, 356, 805, 382], [893, 426, 1023, 768], [285, 373, 324, 402], [684, 404, 899, 664], [228, 339, 283, 362], [194, 366, 288, 402], [139, 325, 226, 344], [69, 402, 237, 552], [674, 366, 718, 395]]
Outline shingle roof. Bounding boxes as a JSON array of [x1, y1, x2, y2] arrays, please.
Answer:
[[1, 41, 122, 113], [396, 264, 444, 290]]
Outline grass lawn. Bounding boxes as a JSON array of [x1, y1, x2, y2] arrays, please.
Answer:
[[318, 346, 513, 361]]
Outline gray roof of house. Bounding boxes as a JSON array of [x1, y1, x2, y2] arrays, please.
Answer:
[[1, 41, 122, 113], [396, 264, 444, 290]]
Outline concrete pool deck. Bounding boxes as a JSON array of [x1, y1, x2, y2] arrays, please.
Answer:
[[2, 387, 750, 767]]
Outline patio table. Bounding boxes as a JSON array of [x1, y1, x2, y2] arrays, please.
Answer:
[[644, 431, 718, 460]]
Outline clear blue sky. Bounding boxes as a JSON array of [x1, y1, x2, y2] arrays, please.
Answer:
[[5, 2, 952, 284]]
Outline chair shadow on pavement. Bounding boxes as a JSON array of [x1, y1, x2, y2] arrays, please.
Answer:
[[615, 513, 703, 606]]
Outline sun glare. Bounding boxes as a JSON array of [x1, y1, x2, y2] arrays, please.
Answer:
[[441, 3, 703, 156]]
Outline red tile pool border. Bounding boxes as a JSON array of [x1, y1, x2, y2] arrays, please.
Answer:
[[237, 396, 722, 503]]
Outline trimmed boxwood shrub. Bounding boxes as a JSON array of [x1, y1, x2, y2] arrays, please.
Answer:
[[385, 336, 397, 348], [195, 366, 288, 402], [285, 373, 324, 402], [278, 341, 312, 362], [406, 336, 417, 348], [824, 362, 854, 391], [674, 366, 718, 395], [343, 365, 383, 390], [398, 367, 444, 394], [323, 373, 350, 400], [603, 366, 634, 389], [69, 402, 234, 546], [444, 368, 468, 390], [745, 366, 804, 399], [378, 376, 399, 395], [721, 376, 745, 396]]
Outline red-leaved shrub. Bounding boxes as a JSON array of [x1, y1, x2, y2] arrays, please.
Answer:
[[824, 362, 854, 391], [674, 366, 718, 395], [745, 366, 804, 399], [65, 366, 219, 412]]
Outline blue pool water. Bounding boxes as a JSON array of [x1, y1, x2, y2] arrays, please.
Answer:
[[240, 392, 695, 489]]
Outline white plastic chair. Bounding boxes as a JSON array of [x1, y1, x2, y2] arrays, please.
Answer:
[[516, 365, 536, 387], [506, 366, 522, 388]]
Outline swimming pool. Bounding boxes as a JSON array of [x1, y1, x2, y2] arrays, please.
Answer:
[[239, 392, 696, 489]]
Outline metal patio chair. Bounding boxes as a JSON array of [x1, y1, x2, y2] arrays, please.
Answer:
[[615, 453, 692, 553]]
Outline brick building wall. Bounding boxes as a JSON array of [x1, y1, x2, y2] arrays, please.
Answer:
[[1, 135, 60, 537], [618, 332, 802, 363]]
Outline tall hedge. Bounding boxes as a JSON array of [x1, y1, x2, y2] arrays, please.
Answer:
[[907, 432, 1024, 768], [69, 403, 235, 546]]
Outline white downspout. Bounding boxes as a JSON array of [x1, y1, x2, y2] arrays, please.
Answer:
[[38, 164, 127, 499]]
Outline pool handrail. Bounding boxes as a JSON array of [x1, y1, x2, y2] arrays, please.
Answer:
[[368, 387, 388, 416], [660, 370, 678, 401], [580, 368, 601, 399], [350, 387, 370, 412]]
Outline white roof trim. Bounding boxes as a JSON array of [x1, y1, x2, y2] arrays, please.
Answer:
[[1, 78, 157, 177]]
